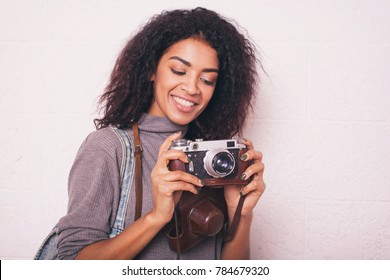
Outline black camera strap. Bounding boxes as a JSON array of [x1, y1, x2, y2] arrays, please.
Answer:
[[223, 194, 246, 242], [173, 205, 181, 260]]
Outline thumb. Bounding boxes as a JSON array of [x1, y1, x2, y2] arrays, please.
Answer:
[[158, 130, 183, 155]]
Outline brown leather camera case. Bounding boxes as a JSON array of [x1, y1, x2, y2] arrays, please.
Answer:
[[166, 187, 228, 252]]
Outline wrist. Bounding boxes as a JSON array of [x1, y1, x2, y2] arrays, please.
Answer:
[[228, 208, 253, 224], [240, 211, 254, 223], [145, 210, 171, 228]]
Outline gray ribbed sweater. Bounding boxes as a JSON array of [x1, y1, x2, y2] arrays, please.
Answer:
[[57, 114, 219, 259]]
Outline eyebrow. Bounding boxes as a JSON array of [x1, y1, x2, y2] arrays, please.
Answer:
[[169, 56, 219, 73]]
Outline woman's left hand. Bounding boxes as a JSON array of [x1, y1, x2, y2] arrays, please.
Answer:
[[224, 138, 266, 218]]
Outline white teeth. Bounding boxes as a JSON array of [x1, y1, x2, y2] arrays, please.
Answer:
[[173, 96, 195, 107]]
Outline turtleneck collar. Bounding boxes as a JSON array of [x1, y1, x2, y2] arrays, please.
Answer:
[[136, 113, 188, 136]]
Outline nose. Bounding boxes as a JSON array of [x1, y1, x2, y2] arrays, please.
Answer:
[[181, 76, 200, 95]]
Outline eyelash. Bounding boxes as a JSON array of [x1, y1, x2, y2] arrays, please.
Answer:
[[171, 68, 185, 75], [200, 78, 216, 86], [170, 68, 216, 86]]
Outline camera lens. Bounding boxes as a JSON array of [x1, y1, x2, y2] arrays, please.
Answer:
[[204, 149, 235, 178], [213, 153, 234, 174]]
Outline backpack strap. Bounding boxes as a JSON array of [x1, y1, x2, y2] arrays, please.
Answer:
[[34, 127, 140, 258], [109, 128, 135, 237], [132, 122, 143, 221]]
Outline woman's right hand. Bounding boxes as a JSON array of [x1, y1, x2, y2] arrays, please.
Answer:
[[149, 131, 204, 225]]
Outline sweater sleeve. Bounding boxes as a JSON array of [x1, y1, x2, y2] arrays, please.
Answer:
[[57, 128, 123, 260]]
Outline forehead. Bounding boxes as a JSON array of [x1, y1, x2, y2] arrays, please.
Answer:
[[161, 38, 219, 67]]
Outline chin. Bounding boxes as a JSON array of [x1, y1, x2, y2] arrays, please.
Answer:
[[167, 112, 197, 126]]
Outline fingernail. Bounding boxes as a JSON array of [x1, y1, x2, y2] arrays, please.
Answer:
[[195, 186, 201, 194], [240, 190, 245, 197], [240, 154, 248, 161], [240, 172, 247, 181], [199, 179, 206, 186], [175, 131, 182, 135]]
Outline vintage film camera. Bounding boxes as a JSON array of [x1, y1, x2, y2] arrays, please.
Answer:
[[167, 138, 251, 252]]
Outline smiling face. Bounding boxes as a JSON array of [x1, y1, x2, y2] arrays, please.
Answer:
[[148, 38, 219, 125]]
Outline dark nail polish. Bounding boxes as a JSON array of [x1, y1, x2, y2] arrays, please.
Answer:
[[240, 172, 247, 181], [240, 154, 248, 161]]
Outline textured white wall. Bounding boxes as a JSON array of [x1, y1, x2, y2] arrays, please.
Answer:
[[1, 0, 389, 259]]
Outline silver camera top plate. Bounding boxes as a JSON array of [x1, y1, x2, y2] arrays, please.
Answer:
[[170, 139, 246, 152]]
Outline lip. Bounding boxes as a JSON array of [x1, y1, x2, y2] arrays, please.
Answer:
[[170, 94, 199, 113], [171, 94, 199, 105]]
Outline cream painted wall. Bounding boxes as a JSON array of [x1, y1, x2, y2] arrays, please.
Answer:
[[1, 0, 389, 259]]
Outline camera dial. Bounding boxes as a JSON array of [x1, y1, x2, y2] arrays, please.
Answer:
[[171, 139, 189, 147], [203, 148, 235, 178]]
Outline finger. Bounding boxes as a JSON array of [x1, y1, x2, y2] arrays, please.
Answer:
[[158, 180, 200, 195], [240, 177, 266, 196], [158, 131, 183, 156], [241, 149, 263, 162], [242, 138, 254, 150], [156, 149, 189, 169], [163, 170, 204, 187], [240, 161, 265, 181]]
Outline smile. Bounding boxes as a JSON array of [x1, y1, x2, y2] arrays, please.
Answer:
[[172, 96, 197, 107]]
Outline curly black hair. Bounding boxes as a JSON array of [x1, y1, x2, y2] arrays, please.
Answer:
[[95, 7, 260, 140]]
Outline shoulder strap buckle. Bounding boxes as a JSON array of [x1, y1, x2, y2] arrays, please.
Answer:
[[134, 144, 143, 153]]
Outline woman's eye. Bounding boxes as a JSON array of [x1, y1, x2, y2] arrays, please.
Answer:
[[171, 68, 186, 75], [201, 78, 216, 86]]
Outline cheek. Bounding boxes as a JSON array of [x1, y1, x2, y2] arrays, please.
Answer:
[[203, 89, 215, 105], [154, 72, 178, 92]]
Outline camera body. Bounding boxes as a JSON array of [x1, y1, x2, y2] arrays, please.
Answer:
[[169, 138, 251, 186]]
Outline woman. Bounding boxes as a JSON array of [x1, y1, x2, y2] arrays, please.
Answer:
[[57, 7, 265, 260]]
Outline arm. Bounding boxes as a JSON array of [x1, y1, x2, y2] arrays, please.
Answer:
[[75, 210, 165, 259], [221, 139, 266, 260], [72, 131, 203, 259], [221, 211, 253, 260]]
